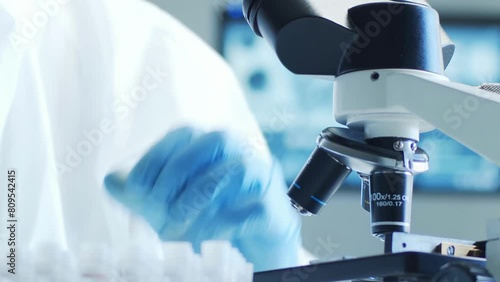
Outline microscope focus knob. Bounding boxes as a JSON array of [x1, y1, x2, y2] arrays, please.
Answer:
[[431, 262, 494, 282]]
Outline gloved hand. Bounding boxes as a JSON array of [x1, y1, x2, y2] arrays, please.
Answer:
[[104, 127, 301, 271]]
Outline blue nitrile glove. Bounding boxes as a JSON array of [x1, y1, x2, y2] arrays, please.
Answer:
[[104, 127, 302, 271]]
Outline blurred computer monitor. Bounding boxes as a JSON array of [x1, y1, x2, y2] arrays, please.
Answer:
[[220, 5, 500, 192]]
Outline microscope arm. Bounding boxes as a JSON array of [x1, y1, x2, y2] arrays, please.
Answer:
[[387, 71, 500, 166]]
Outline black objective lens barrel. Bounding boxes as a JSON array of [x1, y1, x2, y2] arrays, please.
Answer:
[[370, 171, 413, 237], [288, 147, 351, 215]]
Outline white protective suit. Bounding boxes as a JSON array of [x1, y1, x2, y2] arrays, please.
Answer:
[[0, 0, 270, 261]]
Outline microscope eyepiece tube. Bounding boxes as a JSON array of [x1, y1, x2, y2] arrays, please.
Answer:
[[288, 147, 351, 215], [369, 171, 413, 238]]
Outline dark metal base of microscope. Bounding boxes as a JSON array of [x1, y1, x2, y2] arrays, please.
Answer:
[[253, 252, 492, 282], [254, 233, 496, 281]]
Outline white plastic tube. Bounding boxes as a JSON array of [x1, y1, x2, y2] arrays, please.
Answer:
[[163, 242, 196, 281], [17, 239, 253, 282], [201, 241, 233, 282], [78, 244, 116, 282], [34, 242, 79, 282], [117, 243, 162, 282]]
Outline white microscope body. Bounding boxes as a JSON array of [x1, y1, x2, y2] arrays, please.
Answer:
[[334, 68, 500, 279]]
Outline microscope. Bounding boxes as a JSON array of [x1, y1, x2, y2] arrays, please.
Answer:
[[242, 0, 500, 281]]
